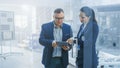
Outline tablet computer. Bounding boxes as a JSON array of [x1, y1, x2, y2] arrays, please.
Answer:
[[56, 41, 69, 46]]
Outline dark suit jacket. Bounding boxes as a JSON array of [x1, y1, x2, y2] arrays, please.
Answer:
[[77, 21, 99, 68], [39, 21, 73, 67]]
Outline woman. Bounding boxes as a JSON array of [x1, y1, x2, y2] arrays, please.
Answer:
[[76, 6, 99, 68]]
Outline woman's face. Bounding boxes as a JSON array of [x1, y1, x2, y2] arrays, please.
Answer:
[[79, 12, 90, 24]]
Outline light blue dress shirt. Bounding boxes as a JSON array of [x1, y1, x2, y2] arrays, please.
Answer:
[[52, 23, 62, 57]]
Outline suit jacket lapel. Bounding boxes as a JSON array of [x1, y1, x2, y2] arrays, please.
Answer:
[[77, 24, 84, 38], [62, 24, 65, 41], [83, 22, 91, 34], [50, 22, 54, 40]]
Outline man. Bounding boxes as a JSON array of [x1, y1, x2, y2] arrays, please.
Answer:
[[39, 8, 73, 68]]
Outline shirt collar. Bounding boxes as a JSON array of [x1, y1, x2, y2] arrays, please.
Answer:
[[53, 21, 63, 28], [83, 22, 88, 29]]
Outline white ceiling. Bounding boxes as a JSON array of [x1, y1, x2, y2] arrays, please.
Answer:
[[0, 0, 70, 7]]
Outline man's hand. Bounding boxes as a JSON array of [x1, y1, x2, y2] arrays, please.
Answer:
[[52, 41, 57, 47], [62, 45, 69, 50]]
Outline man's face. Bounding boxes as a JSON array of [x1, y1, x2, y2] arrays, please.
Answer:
[[79, 12, 89, 24], [53, 12, 64, 26]]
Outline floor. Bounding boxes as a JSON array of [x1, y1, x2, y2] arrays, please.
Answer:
[[0, 43, 75, 68], [1, 41, 120, 68]]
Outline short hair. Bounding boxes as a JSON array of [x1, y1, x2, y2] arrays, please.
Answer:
[[54, 8, 64, 13]]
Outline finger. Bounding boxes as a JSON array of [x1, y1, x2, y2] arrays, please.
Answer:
[[68, 40, 73, 44], [54, 44, 57, 47], [64, 46, 68, 49], [63, 46, 68, 50], [62, 46, 66, 49], [52, 43, 57, 47]]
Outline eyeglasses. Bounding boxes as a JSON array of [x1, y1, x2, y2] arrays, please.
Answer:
[[55, 17, 64, 20]]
